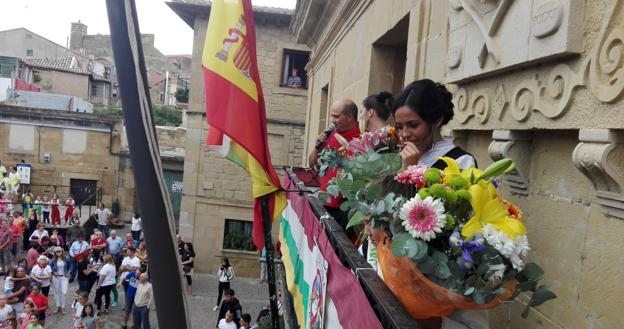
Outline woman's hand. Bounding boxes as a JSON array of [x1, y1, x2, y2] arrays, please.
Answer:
[[400, 141, 422, 169]]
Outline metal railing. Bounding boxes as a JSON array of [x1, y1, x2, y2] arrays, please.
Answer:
[[284, 167, 421, 329]]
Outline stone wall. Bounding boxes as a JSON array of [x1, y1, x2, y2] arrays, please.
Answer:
[[293, 0, 624, 328], [178, 9, 308, 277], [0, 105, 121, 211], [36, 70, 90, 100]]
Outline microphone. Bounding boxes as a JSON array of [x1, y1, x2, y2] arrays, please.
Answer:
[[315, 123, 336, 151]]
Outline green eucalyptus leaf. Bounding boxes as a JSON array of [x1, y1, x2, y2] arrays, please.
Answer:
[[376, 200, 385, 214], [473, 291, 486, 304], [357, 202, 371, 215], [317, 192, 330, 204], [327, 184, 340, 197], [464, 287, 475, 296], [391, 233, 411, 257], [522, 285, 557, 318], [521, 263, 545, 282], [367, 151, 381, 162], [346, 211, 364, 229], [339, 201, 350, 212], [418, 256, 436, 274], [432, 251, 448, 264], [337, 178, 353, 191], [436, 261, 452, 279], [367, 183, 383, 200]]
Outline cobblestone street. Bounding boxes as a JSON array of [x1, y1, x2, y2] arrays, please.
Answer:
[[43, 273, 270, 328]]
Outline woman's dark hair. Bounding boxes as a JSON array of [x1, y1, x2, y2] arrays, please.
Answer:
[[81, 303, 95, 318], [392, 79, 454, 125], [134, 212, 140, 218], [363, 91, 394, 121], [242, 313, 252, 322], [222, 257, 230, 268]]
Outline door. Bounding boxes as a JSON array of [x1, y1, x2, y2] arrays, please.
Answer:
[[70, 179, 98, 206], [162, 170, 183, 230]]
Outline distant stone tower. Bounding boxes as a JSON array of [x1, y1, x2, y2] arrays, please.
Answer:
[[70, 21, 87, 51]]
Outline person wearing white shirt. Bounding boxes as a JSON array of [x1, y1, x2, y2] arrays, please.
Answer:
[[119, 247, 141, 284], [94, 203, 112, 237], [29, 223, 48, 242], [131, 213, 142, 242], [30, 256, 52, 296], [94, 254, 116, 315], [218, 311, 238, 329], [0, 294, 13, 329]]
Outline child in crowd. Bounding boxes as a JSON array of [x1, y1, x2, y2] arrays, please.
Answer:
[[33, 196, 42, 221], [4, 268, 27, 295], [80, 303, 99, 329], [25, 313, 43, 329], [50, 194, 61, 226], [41, 196, 50, 225], [21, 192, 33, 218], [0, 194, 8, 214], [64, 196, 75, 225]]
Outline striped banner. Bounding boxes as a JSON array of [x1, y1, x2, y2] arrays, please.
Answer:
[[280, 176, 383, 329]]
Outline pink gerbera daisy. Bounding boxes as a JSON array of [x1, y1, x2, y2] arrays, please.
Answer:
[[399, 195, 446, 241], [394, 164, 428, 188]]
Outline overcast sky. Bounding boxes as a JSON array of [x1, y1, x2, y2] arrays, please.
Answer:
[[0, 0, 296, 55]]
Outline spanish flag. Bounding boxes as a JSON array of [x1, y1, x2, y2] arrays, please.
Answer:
[[202, 0, 285, 249]]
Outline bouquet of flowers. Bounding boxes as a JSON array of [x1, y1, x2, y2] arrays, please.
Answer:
[[317, 129, 556, 319]]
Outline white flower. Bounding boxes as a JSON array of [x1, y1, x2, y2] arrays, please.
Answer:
[[399, 195, 446, 241], [488, 263, 507, 280], [482, 225, 531, 271]]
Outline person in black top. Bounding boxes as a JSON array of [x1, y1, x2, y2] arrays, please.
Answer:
[[393, 79, 475, 171], [180, 242, 195, 294], [216, 289, 242, 328]]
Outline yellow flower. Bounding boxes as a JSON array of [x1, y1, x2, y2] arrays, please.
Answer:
[[440, 157, 481, 186], [461, 184, 527, 239]]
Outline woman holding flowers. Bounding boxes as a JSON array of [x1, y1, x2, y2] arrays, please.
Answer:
[[394, 79, 475, 171]]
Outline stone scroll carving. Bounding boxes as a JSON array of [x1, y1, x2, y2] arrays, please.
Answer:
[[488, 130, 532, 195], [447, 0, 584, 83], [572, 129, 624, 220], [453, 0, 624, 124]]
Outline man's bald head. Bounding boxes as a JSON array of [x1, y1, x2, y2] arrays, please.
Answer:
[[330, 99, 359, 133]]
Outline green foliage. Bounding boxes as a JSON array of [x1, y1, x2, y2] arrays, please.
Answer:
[[94, 106, 123, 118], [153, 105, 182, 126], [257, 313, 285, 329], [175, 88, 189, 103], [223, 230, 255, 251]]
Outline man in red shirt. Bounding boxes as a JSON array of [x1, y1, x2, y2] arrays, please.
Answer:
[[308, 99, 361, 233]]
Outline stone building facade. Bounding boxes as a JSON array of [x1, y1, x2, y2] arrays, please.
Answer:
[[0, 104, 122, 213], [168, 0, 308, 277], [292, 0, 624, 328]]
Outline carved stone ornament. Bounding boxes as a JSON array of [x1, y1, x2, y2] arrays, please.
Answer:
[[572, 129, 624, 220], [488, 130, 532, 195], [452, 0, 624, 123]]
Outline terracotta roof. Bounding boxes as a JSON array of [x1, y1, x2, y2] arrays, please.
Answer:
[[22, 56, 91, 75]]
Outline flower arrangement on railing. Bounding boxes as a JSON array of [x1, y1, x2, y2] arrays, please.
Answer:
[[317, 128, 556, 319]]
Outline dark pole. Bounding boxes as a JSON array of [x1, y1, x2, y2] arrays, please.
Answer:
[[260, 195, 280, 329], [105, 1, 190, 328]]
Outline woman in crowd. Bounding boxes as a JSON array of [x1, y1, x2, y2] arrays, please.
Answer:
[[361, 91, 393, 132], [94, 254, 116, 315], [212, 257, 235, 311], [79, 303, 100, 329], [180, 242, 195, 294], [30, 256, 52, 297], [50, 247, 70, 314], [135, 241, 149, 270], [131, 212, 142, 242], [27, 219, 45, 244], [77, 252, 98, 295], [41, 196, 50, 225]]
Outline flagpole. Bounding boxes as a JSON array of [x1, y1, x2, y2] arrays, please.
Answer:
[[260, 194, 280, 329]]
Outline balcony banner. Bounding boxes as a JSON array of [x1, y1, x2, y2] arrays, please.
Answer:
[[279, 176, 382, 329]]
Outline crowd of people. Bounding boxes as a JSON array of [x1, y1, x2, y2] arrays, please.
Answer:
[[0, 193, 161, 329]]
